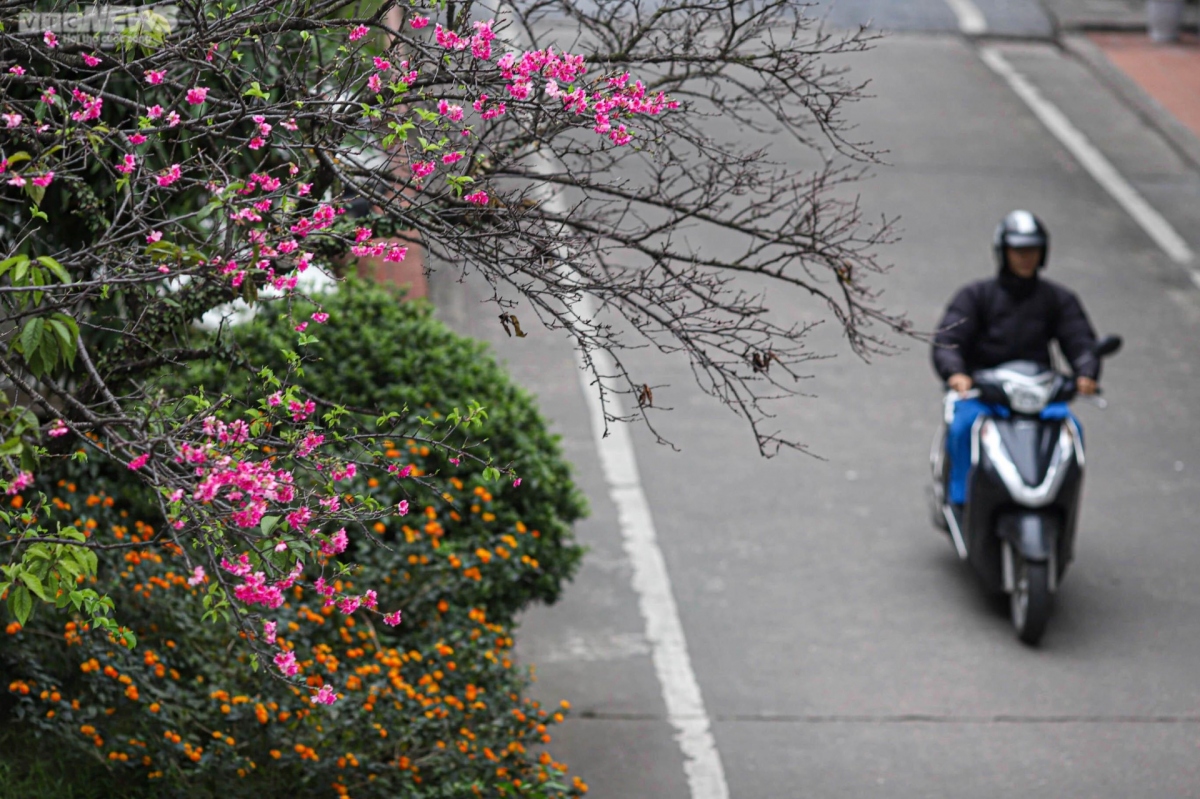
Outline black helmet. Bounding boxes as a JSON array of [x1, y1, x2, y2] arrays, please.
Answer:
[[993, 210, 1049, 271]]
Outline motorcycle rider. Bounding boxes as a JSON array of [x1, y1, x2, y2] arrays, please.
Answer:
[[932, 210, 1100, 509]]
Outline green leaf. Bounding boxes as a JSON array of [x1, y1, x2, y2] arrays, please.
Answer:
[[25, 182, 46, 208], [19, 571, 50, 602], [47, 317, 77, 370], [483, 466, 501, 482], [260, 515, 280, 537], [8, 585, 32, 625], [36, 256, 70, 283], [0, 254, 29, 280], [11, 257, 30, 285], [243, 81, 270, 100], [5, 151, 31, 167], [19, 317, 44, 359]]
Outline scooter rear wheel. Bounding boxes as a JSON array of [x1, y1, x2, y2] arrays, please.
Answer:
[[1011, 560, 1051, 646]]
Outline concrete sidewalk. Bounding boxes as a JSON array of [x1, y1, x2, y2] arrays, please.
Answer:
[[1065, 32, 1200, 172], [1040, 0, 1199, 31]]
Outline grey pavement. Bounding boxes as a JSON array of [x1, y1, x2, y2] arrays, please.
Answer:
[[432, 11, 1200, 799]]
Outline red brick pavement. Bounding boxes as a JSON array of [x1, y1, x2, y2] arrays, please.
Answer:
[[1090, 32, 1200, 142]]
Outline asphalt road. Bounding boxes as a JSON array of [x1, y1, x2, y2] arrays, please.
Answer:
[[433, 8, 1200, 798]]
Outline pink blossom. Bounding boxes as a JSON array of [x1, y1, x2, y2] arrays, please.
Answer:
[[48, 419, 69, 438], [373, 57, 392, 70], [449, 457, 461, 465], [147, 104, 164, 119], [383, 610, 403, 626], [312, 684, 338, 705], [337, 595, 361, 615], [186, 566, 206, 586], [39, 87, 56, 105], [435, 24, 468, 50], [129, 132, 147, 144], [283, 119, 299, 132], [411, 16, 430, 28], [288, 398, 315, 422], [311, 312, 329, 324], [297, 183, 312, 196], [117, 154, 138, 174], [349, 24, 369, 41], [6, 175, 26, 188], [367, 74, 382, 93], [399, 464, 413, 478], [273, 650, 299, 676], [128, 453, 150, 471], [5, 471, 33, 495], [362, 590, 378, 610], [397, 500, 409, 516], [186, 86, 209, 105], [384, 245, 407, 263], [2, 114, 22, 128], [8, 66, 25, 76], [157, 265, 171, 274], [43, 31, 58, 48], [285, 506, 312, 532], [314, 577, 335, 598], [82, 53, 102, 67], [156, 164, 182, 187], [166, 111, 181, 127], [437, 99, 464, 122], [146, 230, 163, 244], [413, 161, 436, 179], [331, 463, 357, 481], [294, 322, 308, 333], [464, 190, 488, 206], [267, 392, 282, 407], [248, 136, 266, 150], [263, 620, 277, 644], [320, 528, 349, 556], [442, 151, 464, 165], [471, 19, 496, 60], [296, 432, 325, 458], [513, 477, 522, 487], [145, 69, 166, 85], [31, 172, 53, 188]]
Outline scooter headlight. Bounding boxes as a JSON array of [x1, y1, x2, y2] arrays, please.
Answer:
[[1004, 380, 1051, 414]]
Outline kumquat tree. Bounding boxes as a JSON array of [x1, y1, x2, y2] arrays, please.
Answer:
[[0, 0, 903, 794]]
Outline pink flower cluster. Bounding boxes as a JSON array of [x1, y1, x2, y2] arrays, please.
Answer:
[[319, 528, 348, 556], [220, 554, 303, 610], [5, 471, 33, 496], [156, 163, 182, 187], [69, 88, 103, 122], [183, 439, 296, 528]]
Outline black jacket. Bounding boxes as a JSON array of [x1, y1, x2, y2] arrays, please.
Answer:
[[932, 271, 1099, 382]]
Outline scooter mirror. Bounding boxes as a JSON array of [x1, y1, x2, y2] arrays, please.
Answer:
[[1095, 335, 1122, 358]]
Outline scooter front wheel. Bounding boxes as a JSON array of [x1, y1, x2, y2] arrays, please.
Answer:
[[1011, 560, 1051, 646]]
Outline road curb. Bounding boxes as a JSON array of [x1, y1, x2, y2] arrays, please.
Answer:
[[1061, 33, 1200, 174]]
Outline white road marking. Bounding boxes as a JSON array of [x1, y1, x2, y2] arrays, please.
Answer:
[[520, 127, 730, 799], [944, 0, 988, 35], [980, 47, 1197, 272], [574, 340, 730, 799]]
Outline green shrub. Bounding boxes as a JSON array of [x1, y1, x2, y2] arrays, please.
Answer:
[[0, 285, 591, 797]]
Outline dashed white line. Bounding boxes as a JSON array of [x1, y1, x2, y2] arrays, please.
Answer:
[[980, 46, 1197, 271], [944, 0, 988, 35]]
